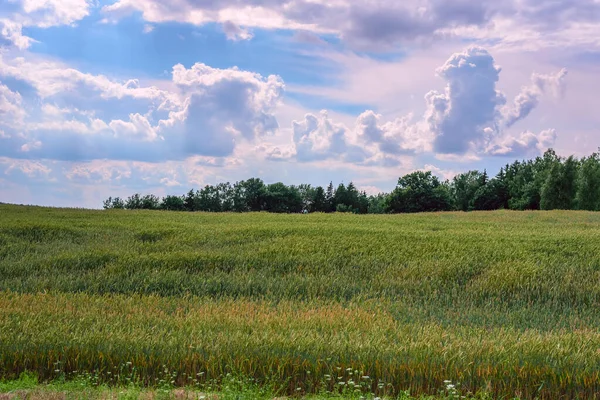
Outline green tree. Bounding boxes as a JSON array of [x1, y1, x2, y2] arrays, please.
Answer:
[[310, 186, 327, 213], [183, 190, 198, 212], [141, 194, 161, 210], [241, 178, 267, 212], [161, 195, 185, 211], [471, 179, 505, 211], [386, 171, 453, 213], [297, 184, 315, 212], [333, 183, 347, 211], [125, 194, 143, 210], [264, 183, 303, 213], [451, 170, 486, 211], [198, 185, 222, 212], [217, 183, 234, 212], [346, 182, 360, 211], [576, 153, 600, 211], [540, 156, 579, 210], [102, 197, 125, 210], [367, 194, 387, 214], [325, 182, 335, 212]]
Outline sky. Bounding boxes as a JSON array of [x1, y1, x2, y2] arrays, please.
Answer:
[[0, 0, 598, 208]]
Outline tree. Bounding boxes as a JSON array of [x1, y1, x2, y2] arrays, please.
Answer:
[[198, 185, 222, 212], [217, 183, 234, 212], [297, 184, 315, 212], [346, 182, 360, 212], [264, 183, 303, 213], [125, 194, 143, 210], [183, 190, 198, 212], [241, 178, 267, 212], [451, 170, 486, 211], [310, 186, 327, 213], [386, 171, 453, 213], [356, 191, 369, 214], [161, 195, 185, 211], [541, 156, 579, 210], [333, 183, 348, 211], [325, 182, 335, 212], [540, 161, 563, 210], [576, 153, 600, 211], [103, 197, 125, 210], [471, 179, 505, 211], [560, 156, 579, 209], [141, 194, 161, 210], [367, 194, 387, 214]]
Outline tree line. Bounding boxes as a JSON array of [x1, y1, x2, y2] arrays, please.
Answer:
[[103, 149, 600, 213]]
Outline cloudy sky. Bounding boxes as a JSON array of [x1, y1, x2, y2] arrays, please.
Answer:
[[0, 0, 598, 208]]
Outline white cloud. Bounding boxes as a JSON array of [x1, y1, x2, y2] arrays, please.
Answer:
[[0, 56, 285, 161], [426, 46, 506, 155], [0, 82, 25, 124], [20, 139, 41, 152], [422, 164, 459, 181], [486, 129, 557, 157], [293, 111, 350, 162], [355, 110, 431, 154], [2, 157, 51, 177], [0, 0, 93, 49], [221, 21, 253, 41], [503, 68, 568, 128], [109, 113, 158, 141], [0, 19, 34, 49], [0, 54, 179, 106], [19, 0, 92, 27], [99, 0, 600, 50]]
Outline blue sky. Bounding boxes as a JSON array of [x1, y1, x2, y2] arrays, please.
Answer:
[[0, 0, 598, 208]]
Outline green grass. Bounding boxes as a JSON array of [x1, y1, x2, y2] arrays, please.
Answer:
[[1, 204, 600, 399]]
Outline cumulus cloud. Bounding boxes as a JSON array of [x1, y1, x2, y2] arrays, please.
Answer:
[[221, 21, 253, 41], [170, 62, 284, 156], [264, 110, 424, 166], [0, 41, 566, 168], [503, 68, 568, 128], [292, 111, 356, 162], [413, 46, 564, 157], [425, 46, 506, 154], [0, 19, 34, 49], [100, 0, 503, 47], [355, 110, 431, 154], [97, 0, 600, 50], [0, 57, 285, 162], [0, 82, 26, 125], [11, 0, 92, 27], [265, 45, 565, 165], [0, 0, 92, 48], [486, 129, 557, 157]]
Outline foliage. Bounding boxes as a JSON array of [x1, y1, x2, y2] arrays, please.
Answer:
[[386, 171, 453, 213], [101, 149, 600, 215], [576, 153, 600, 211]]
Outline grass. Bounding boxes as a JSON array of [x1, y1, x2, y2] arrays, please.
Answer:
[[1, 204, 600, 398]]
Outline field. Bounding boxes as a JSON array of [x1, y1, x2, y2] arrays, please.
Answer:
[[1, 204, 600, 399]]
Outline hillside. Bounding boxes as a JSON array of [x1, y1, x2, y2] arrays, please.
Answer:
[[1, 204, 600, 399]]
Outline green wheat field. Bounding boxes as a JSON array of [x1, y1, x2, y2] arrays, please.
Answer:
[[1, 204, 600, 399]]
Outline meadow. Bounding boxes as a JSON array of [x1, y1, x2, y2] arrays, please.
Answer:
[[1, 204, 600, 399]]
